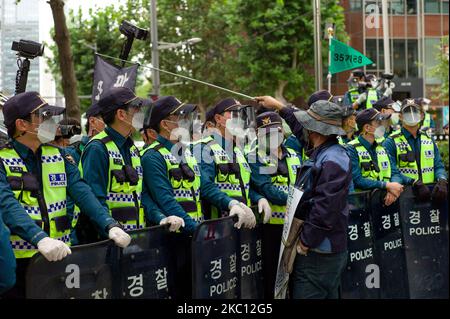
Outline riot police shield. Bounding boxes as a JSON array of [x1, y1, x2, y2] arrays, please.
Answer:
[[341, 191, 379, 299], [239, 224, 264, 299], [26, 239, 115, 299], [191, 216, 240, 299], [118, 225, 175, 299], [370, 189, 408, 298], [399, 185, 449, 299]]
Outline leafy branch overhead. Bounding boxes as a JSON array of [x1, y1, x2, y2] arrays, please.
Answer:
[[46, 0, 347, 113]]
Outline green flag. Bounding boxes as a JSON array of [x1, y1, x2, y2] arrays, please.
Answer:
[[329, 38, 374, 75]]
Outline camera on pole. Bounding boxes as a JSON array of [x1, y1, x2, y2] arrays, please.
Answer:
[[11, 39, 45, 95], [119, 20, 149, 67]]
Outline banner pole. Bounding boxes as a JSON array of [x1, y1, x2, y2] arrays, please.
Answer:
[[327, 27, 334, 93]]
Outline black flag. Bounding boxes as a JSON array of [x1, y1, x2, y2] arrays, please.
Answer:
[[91, 55, 139, 104]]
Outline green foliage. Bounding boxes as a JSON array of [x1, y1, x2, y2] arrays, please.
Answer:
[[228, 0, 347, 101], [46, 0, 347, 112], [437, 140, 449, 174], [429, 36, 449, 102]]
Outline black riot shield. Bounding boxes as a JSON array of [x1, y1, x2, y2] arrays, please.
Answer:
[[26, 239, 115, 299], [341, 191, 379, 299], [370, 189, 409, 298], [118, 226, 175, 299], [399, 185, 449, 299], [192, 216, 240, 299], [239, 224, 264, 299]]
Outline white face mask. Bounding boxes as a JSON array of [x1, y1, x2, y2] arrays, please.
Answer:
[[422, 104, 429, 112], [131, 110, 145, 131], [258, 130, 284, 152], [391, 113, 400, 125], [371, 80, 379, 88], [37, 118, 58, 144], [226, 118, 246, 137], [374, 125, 386, 139]]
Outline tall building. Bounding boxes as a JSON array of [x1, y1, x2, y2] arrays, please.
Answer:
[[0, 0, 40, 95], [335, 0, 448, 127]]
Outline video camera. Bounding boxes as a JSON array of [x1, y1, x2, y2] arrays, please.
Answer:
[[12, 39, 45, 94], [119, 20, 149, 41], [59, 124, 82, 139], [11, 40, 45, 59], [118, 21, 149, 67]]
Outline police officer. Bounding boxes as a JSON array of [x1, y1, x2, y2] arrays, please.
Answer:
[[80, 87, 173, 236], [346, 109, 405, 206], [142, 96, 255, 233], [193, 97, 262, 225], [69, 102, 106, 164], [383, 99, 448, 203], [338, 105, 357, 145], [138, 99, 157, 149], [415, 98, 435, 132], [0, 91, 130, 297], [343, 69, 382, 110], [373, 96, 401, 143], [247, 111, 301, 298]]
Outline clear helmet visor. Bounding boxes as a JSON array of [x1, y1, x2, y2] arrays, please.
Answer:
[[171, 109, 199, 143], [402, 106, 421, 126]]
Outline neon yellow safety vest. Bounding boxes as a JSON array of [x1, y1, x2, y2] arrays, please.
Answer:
[[348, 88, 360, 103], [337, 136, 346, 146], [348, 138, 391, 184], [77, 131, 145, 231], [421, 113, 431, 130], [0, 144, 70, 259], [390, 130, 435, 184], [375, 136, 386, 145], [349, 88, 378, 109], [366, 88, 378, 109], [204, 139, 252, 219], [143, 140, 203, 223], [257, 147, 300, 224]]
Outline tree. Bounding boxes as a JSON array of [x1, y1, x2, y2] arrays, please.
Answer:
[[48, 0, 80, 120], [429, 36, 449, 103], [227, 0, 347, 103]]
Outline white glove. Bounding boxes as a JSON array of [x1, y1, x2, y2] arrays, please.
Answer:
[[258, 198, 272, 224], [37, 237, 71, 262], [383, 87, 393, 97], [108, 227, 131, 248], [356, 92, 367, 105], [229, 203, 256, 229], [160, 216, 185, 232]]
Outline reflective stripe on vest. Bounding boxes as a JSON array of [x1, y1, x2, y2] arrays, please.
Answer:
[[206, 140, 251, 219], [259, 147, 300, 224], [348, 138, 391, 183], [0, 145, 70, 259], [390, 130, 435, 184], [78, 131, 145, 231], [144, 141, 203, 223]]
